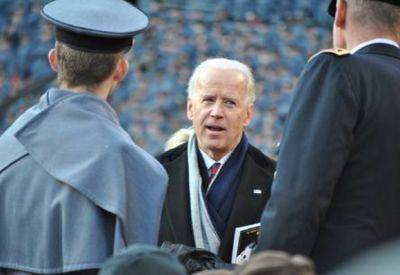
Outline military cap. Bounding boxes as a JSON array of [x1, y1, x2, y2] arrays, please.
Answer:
[[41, 0, 149, 53], [329, 0, 400, 17]]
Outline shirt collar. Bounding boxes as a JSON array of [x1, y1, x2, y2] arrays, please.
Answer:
[[199, 147, 234, 170], [351, 38, 399, 54]]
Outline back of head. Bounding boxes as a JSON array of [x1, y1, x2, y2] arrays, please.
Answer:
[[235, 251, 315, 275], [328, 238, 400, 275], [329, 0, 400, 41], [55, 42, 120, 89], [347, 0, 400, 37], [194, 270, 233, 275], [41, 0, 149, 89], [99, 244, 187, 275]]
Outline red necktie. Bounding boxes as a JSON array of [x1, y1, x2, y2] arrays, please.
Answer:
[[208, 162, 221, 184]]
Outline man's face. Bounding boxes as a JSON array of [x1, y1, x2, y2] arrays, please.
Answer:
[[187, 67, 253, 160]]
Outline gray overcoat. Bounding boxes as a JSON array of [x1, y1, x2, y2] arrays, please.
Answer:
[[0, 88, 168, 274]]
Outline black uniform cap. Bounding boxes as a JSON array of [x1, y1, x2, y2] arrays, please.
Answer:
[[328, 0, 400, 17], [41, 0, 149, 53]]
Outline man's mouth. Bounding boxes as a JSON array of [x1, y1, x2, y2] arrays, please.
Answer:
[[205, 125, 225, 132]]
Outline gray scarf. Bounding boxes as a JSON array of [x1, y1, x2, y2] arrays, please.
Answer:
[[187, 133, 220, 253]]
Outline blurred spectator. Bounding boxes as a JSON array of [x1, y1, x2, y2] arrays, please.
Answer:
[[194, 251, 315, 275], [328, 239, 400, 275], [99, 244, 187, 275]]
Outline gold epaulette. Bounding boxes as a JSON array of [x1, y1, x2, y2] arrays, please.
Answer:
[[308, 48, 350, 63]]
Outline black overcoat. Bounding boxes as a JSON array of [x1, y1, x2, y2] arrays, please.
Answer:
[[157, 142, 275, 262], [257, 44, 400, 273]]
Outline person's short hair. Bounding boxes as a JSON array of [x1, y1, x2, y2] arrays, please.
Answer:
[[347, 0, 400, 35], [194, 270, 232, 275], [55, 41, 121, 89], [165, 127, 194, 151], [187, 58, 255, 105], [235, 251, 315, 275]]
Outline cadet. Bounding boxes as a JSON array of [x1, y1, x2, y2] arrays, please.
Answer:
[[256, 0, 400, 273], [0, 0, 168, 274]]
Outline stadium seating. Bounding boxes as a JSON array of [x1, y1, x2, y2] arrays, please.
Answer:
[[0, 0, 332, 155]]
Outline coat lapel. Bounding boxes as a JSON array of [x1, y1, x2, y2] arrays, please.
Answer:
[[218, 147, 273, 262], [162, 148, 195, 246]]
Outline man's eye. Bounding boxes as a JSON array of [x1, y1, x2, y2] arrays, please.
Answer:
[[203, 98, 214, 102], [226, 100, 236, 106]]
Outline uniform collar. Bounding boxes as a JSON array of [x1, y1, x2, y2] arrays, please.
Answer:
[[351, 38, 399, 54]]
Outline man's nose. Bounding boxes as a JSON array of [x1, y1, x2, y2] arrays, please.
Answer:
[[210, 102, 223, 118]]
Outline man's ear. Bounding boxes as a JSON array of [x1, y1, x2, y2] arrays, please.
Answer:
[[48, 49, 58, 72], [113, 57, 129, 83], [334, 0, 347, 29], [243, 104, 254, 127], [187, 98, 194, 121]]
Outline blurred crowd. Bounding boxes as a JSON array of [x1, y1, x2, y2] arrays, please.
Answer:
[[0, 0, 332, 156]]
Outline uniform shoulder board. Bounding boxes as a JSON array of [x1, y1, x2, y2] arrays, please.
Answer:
[[308, 48, 350, 63]]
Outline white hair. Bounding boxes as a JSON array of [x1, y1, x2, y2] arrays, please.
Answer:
[[164, 127, 194, 151], [187, 58, 256, 105]]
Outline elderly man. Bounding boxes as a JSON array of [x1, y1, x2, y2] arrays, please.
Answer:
[[256, 0, 400, 273], [0, 0, 167, 274], [157, 58, 276, 263]]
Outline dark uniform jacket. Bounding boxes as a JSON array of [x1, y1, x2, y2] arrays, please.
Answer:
[[0, 88, 168, 274], [157, 142, 275, 262], [257, 43, 400, 272]]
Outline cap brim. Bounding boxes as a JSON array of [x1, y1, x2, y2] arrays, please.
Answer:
[[55, 27, 133, 53]]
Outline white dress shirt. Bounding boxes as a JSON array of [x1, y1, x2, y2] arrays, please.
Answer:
[[199, 148, 233, 177]]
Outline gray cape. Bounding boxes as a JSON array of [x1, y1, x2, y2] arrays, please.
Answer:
[[0, 88, 168, 273]]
